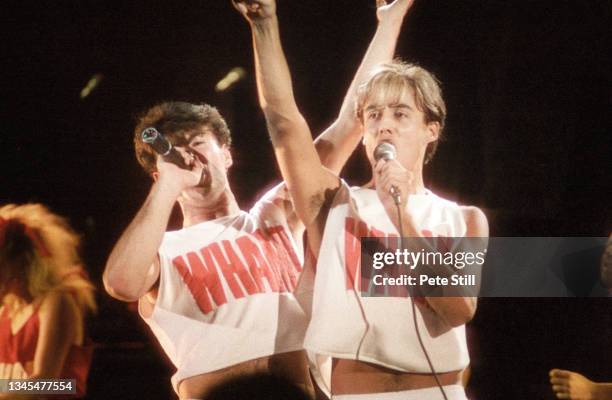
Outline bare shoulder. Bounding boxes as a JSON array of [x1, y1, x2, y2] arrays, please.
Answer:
[[39, 290, 81, 323], [38, 290, 85, 346], [459, 205, 489, 237]]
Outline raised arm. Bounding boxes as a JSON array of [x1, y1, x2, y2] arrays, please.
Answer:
[[315, 0, 415, 175], [234, 0, 339, 232], [103, 154, 204, 302]]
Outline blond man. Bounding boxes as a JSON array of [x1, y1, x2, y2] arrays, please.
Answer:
[[237, 0, 488, 398]]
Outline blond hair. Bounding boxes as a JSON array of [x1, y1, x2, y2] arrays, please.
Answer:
[[0, 204, 96, 313], [356, 60, 447, 164]]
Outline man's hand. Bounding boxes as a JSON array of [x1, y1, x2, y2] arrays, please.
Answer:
[[155, 148, 205, 197], [376, 0, 415, 25], [232, 0, 276, 23], [374, 158, 415, 212]]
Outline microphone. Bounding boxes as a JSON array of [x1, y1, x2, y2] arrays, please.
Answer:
[[141, 127, 188, 169], [373, 142, 401, 205]]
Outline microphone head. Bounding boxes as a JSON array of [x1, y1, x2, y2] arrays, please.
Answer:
[[141, 127, 172, 155], [373, 142, 396, 162], [141, 127, 161, 144]]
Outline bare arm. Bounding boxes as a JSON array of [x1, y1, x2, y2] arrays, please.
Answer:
[[234, 0, 339, 232], [373, 154, 488, 326], [403, 204, 488, 327], [315, 0, 415, 175], [102, 183, 171, 301], [103, 154, 204, 302], [0, 293, 83, 399], [421, 206, 488, 327], [30, 291, 80, 379]]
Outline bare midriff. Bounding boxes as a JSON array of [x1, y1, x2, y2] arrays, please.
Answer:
[[331, 359, 462, 395], [177, 350, 311, 399]]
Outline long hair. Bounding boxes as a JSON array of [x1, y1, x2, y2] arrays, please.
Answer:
[[0, 204, 96, 313]]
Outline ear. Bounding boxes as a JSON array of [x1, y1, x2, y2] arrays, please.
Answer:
[[426, 121, 441, 143], [151, 171, 160, 181], [222, 145, 233, 170]]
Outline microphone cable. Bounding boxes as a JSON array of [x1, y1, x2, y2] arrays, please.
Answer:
[[395, 200, 449, 400]]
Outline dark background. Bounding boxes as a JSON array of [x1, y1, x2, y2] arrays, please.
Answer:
[[1, 1, 610, 399]]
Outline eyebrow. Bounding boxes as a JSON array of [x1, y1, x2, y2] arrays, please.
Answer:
[[365, 103, 414, 112], [390, 103, 413, 111], [188, 133, 210, 143]]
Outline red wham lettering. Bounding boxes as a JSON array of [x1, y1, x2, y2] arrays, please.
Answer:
[[344, 218, 369, 291], [171, 225, 301, 315], [253, 227, 301, 291], [173, 249, 228, 314], [236, 236, 279, 293], [271, 227, 302, 270], [212, 241, 258, 297], [344, 218, 391, 290], [344, 217, 435, 291]]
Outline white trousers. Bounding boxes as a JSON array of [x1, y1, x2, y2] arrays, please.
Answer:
[[331, 385, 468, 400]]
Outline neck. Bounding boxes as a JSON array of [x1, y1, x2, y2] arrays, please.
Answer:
[[413, 166, 426, 193], [180, 187, 240, 227]]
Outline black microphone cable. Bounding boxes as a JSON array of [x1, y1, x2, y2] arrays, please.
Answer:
[[394, 200, 449, 400]]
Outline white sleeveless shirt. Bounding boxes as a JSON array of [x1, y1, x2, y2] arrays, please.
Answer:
[[303, 181, 470, 393], [139, 184, 308, 392]]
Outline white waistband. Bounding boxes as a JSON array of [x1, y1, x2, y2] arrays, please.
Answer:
[[331, 385, 467, 400]]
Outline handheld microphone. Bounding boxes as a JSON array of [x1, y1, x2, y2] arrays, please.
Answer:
[[373, 142, 401, 205], [141, 127, 188, 169]]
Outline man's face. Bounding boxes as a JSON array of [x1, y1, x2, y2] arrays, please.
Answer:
[[361, 86, 439, 171], [175, 126, 232, 205]]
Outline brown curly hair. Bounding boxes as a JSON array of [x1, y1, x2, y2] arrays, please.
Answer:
[[134, 102, 232, 175]]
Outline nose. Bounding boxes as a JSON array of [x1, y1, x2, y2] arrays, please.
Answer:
[[377, 110, 395, 138]]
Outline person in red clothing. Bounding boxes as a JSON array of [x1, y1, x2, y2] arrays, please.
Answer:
[[0, 204, 96, 398]]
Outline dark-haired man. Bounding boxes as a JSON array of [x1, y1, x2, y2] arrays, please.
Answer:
[[104, 102, 312, 398], [104, 0, 412, 394]]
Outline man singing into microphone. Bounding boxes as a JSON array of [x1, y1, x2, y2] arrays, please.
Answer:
[[103, 0, 417, 397], [103, 103, 314, 399], [238, 0, 488, 398]]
